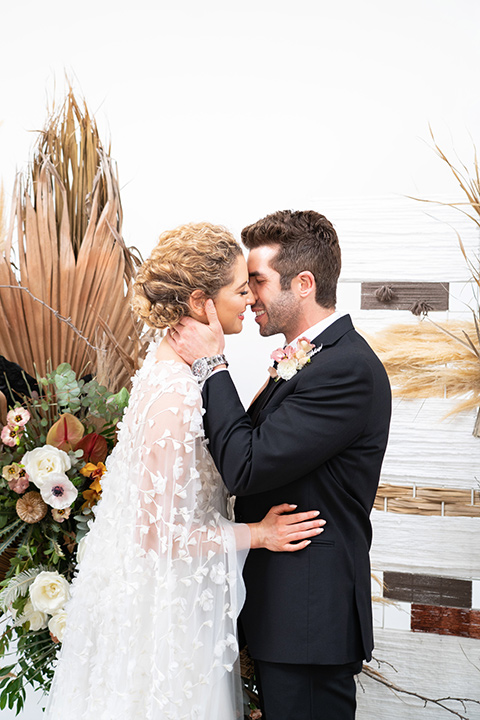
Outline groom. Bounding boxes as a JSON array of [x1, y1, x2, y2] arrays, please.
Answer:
[[169, 210, 391, 720]]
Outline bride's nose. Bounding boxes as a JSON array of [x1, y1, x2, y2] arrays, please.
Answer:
[[245, 286, 255, 305]]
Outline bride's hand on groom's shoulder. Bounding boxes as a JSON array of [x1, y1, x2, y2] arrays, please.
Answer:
[[167, 299, 225, 365], [250, 504, 326, 552]]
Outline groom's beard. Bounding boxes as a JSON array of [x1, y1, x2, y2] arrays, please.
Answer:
[[255, 290, 300, 338]]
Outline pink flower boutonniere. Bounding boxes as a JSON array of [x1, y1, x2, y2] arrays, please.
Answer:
[[269, 337, 322, 382]]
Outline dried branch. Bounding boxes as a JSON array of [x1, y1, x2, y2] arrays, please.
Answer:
[[362, 662, 480, 719], [0, 284, 99, 351]]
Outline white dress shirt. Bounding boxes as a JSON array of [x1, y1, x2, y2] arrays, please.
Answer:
[[286, 311, 347, 350]]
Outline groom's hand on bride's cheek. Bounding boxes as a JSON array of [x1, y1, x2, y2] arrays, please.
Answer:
[[167, 300, 225, 366]]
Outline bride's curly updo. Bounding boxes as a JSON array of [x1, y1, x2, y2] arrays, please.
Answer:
[[132, 222, 242, 329]]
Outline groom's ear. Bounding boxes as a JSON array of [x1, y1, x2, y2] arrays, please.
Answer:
[[188, 289, 208, 320], [292, 271, 316, 299]]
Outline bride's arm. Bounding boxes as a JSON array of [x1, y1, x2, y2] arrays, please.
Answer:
[[249, 504, 325, 551], [136, 377, 324, 556]]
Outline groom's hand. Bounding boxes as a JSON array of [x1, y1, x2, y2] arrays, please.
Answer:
[[167, 299, 225, 366]]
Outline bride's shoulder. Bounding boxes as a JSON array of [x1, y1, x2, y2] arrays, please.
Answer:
[[140, 354, 193, 383], [126, 338, 200, 407]]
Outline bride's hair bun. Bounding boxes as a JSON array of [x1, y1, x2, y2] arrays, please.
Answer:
[[132, 222, 242, 329]]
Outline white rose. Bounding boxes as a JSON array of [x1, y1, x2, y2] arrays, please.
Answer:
[[16, 599, 48, 631], [21, 446, 71, 489], [48, 611, 67, 642], [29, 571, 70, 614], [277, 358, 298, 381]]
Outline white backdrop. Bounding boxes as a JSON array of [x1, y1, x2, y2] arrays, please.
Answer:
[[1, 1, 480, 716], [2, 0, 480, 406]]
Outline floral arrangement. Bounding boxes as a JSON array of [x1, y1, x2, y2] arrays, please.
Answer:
[[269, 338, 320, 381], [0, 363, 128, 714]]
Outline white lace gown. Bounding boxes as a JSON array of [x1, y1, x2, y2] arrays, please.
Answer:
[[46, 340, 250, 720]]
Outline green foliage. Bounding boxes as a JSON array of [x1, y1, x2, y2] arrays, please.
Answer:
[[0, 362, 128, 709], [0, 626, 57, 715]]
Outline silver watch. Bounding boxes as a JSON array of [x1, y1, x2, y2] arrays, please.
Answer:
[[191, 354, 228, 382]]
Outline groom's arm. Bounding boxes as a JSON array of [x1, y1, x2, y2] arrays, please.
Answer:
[[202, 354, 375, 497], [167, 301, 383, 497]]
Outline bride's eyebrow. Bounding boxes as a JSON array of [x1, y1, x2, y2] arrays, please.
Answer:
[[235, 280, 248, 290]]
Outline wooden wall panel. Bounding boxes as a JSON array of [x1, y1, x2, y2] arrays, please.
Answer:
[[379, 399, 479, 491], [329, 196, 480, 719], [384, 571, 472, 608], [411, 605, 480, 639], [360, 281, 449, 311], [371, 512, 480, 578], [323, 195, 479, 282], [357, 630, 480, 719]]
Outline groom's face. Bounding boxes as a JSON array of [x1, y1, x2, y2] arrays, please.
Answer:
[[247, 245, 300, 339]]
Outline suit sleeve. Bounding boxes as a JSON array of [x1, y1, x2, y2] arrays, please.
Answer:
[[202, 355, 375, 496]]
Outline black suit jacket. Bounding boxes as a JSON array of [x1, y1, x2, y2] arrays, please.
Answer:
[[202, 315, 391, 665]]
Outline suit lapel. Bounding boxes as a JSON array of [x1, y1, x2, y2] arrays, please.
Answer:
[[248, 315, 355, 427], [248, 376, 278, 426], [311, 314, 354, 348]]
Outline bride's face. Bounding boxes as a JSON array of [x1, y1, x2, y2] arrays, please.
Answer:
[[213, 255, 254, 335]]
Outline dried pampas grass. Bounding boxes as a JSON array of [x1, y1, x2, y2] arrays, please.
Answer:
[[414, 128, 480, 303], [398, 131, 480, 435], [367, 320, 480, 412]]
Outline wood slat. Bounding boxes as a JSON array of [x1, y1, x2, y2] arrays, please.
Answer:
[[411, 604, 480, 639], [371, 511, 480, 578], [384, 571, 472, 609], [361, 281, 449, 310]]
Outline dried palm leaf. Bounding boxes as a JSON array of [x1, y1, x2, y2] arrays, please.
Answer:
[[0, 182, 6, 256], [0, 89, 149, 391]]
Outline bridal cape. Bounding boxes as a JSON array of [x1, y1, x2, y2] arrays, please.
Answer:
[[46, 339, 250, 719]]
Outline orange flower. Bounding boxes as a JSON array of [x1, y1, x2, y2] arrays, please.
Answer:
[[80, 462, 106, 481], [81, 478, 103, 509]]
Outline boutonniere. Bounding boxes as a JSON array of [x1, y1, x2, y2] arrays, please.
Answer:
[[268, 337, 322, 382]]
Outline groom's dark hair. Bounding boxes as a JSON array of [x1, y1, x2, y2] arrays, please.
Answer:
[[241, 209, 341, 308]]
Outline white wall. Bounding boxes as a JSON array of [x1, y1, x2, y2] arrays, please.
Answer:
[[2, 0, 480, 404], [1, 1, 480, 716]]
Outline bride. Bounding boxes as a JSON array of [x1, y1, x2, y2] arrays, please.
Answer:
[[46, 222, 324, 720]]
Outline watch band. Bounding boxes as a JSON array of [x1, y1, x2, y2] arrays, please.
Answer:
[[191, 354, 228, 382], [207, 354, 228, 370]]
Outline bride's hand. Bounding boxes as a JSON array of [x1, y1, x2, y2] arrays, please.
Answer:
[[249, 504, 326, 552]]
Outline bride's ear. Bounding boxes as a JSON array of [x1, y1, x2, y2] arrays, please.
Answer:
[[188, 289, 208, 321]]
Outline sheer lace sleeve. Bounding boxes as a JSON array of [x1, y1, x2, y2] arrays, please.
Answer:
[[136, 374, 250, 560], [46, 353, 250, 720]]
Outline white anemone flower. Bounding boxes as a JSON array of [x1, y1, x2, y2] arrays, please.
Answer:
[[40, 473, 78, 509]]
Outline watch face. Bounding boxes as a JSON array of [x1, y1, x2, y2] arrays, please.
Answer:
[[191, 358, 209, 381]]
